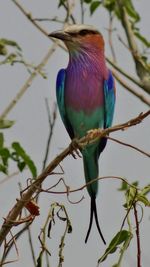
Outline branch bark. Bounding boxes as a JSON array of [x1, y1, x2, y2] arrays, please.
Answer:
[[116, 0, 150, 93]]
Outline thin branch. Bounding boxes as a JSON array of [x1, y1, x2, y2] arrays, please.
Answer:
[[60, 0, 76, 24], [106, 57, 144, 90], [0, 110, 149, 246], [11, 0, 50, 38], [18, 183, 36, 267], [111, 69, 150, 106], [42, 175, 140, 196], [0, 222, 32, 265], [38, 208, 52, 266], [80, 0, 84, 24], [108, 13, 117, 62], [116, 0, 150, 92], [133, 203, 141, 267], [107, 136, 150, 158], [0, 45, 57, 120], [42, 102, 57, 171], [33, 17, 64, 24]]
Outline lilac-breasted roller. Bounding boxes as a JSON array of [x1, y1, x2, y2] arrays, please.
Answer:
[[49, 24, 116, 243]]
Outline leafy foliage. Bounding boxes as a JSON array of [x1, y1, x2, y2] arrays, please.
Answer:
[[84, 0, 150, 58], [98, 230, 132, 263], [0, 38, 22, 65], [0, 133, 37, 177], [90, 1, 101, 15], [0, 119, 15, 129]]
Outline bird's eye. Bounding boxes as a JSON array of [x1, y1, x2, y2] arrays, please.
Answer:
[[79, 29, 88, 36]]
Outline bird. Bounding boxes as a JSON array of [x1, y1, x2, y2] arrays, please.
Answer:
[[49, 24, 116, 244]]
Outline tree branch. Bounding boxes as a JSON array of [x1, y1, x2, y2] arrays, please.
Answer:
[[116, 0, 150, 93], [0, 110, 149, 246], [111, 69, 150, 106], [106, 57, 145, 90]]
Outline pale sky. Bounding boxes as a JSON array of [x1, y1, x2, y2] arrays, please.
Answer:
[[0, 1, 150, 267]]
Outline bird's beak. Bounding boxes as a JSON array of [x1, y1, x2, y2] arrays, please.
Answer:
[[48, 30, 72, 42]]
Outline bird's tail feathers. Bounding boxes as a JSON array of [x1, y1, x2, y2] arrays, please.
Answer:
[[85, 196, 106, 244], [83, 152, 98, 196]]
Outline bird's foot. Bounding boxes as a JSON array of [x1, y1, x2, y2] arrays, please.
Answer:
[[69, 138, 82, 159], [87, 129, 101, 141]]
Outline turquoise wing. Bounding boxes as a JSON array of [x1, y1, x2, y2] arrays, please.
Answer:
[[98, 70, 116, 155], [56, 69, 74, 139], [104, 70, 116, 128]]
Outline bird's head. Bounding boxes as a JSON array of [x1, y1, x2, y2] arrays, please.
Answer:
[[49, 24, 105, 55]]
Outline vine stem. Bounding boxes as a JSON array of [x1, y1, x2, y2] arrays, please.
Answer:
[[133, 203, 141, 267]]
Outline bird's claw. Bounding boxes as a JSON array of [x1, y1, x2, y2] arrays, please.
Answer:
[[69, 139, 82, 159], [87, 129, 101, 141]]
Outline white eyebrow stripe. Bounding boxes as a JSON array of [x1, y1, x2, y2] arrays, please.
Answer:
[[64, 24, 98, 34]]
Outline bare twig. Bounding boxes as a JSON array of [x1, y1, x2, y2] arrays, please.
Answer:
[[0, 45, 57, 120], [38, 208, 52, 266], [60, 0, 76, 24], [33, 17, 64, 24], [80, 0, 84, 23], [133, 203, 141, 267], [12, 0, 50, 38], [106, 57, 144, 90], [42, 101, 57, 171], [18, 182, 36, 267], [111, 70, 150, 106], [42, 176, 139, 195], [0, 223, 32, 265], [107, 136, 150, 158], [56, 204, 72, 267], [108, 13, 117, 62]]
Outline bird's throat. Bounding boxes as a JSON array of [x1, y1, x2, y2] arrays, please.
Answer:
[[68, 47, 107, 78]]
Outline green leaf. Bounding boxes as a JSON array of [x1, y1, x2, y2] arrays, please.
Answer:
[[126, 186, 137, 207], [0, 39, 22, 51], [103, 0, 116, 12], [0, 133, 4, 148], [36, 251, 43, 267], [12, 142, 37, 177], [137, 194, 150, 206], [68, 223, 72, 233], [109, 230, 130, 248], [84, 0, 92, 3], [58, 0, 66, 7], [0, 164, 7, 174], [17, 161, 26, 172], [0, 148, 10, 165], [0, 120, 15, 129], [124, 0, 140, 22], [134, 31, 150, 47], [90, 1, 101, 15], [140, 185, 150, 196], [0, 43, 7, 56], [118, 180, 128, 191], [132, 181, 138, 187], [98, 230, 130, 263]]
